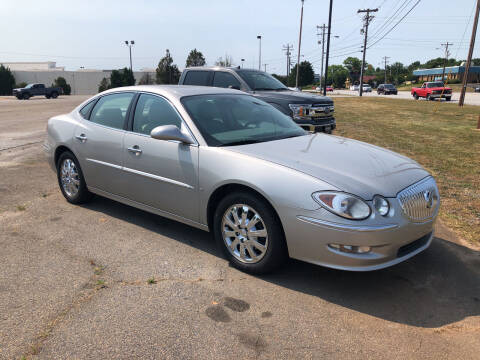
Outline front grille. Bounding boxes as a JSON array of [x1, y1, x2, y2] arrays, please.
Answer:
[[397, 177, 439, 222], [397, 232, 431, 258]]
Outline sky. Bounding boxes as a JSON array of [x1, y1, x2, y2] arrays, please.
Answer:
[[0, 0, 477, 75]]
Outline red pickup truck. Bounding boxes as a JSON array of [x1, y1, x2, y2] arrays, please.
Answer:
[[411, 81, 452, 101]]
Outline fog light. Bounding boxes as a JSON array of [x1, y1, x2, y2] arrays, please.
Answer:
[[329, 244, 371, 254]]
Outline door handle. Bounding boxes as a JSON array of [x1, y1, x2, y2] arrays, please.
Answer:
[[127, 146, 142, 156], [75, 134, 87, 142]]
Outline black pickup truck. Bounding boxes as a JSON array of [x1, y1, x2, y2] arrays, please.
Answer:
[[178, 67, 335, 133], [13, 83, 63, 100]]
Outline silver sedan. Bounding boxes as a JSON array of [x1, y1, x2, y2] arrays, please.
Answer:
[[44, 86, 439, 274]]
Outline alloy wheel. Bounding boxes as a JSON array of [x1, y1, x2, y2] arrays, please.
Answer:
[[60, 158, 80, 198]]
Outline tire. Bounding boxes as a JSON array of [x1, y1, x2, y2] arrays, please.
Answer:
[[16, 96, 21, 100], [213, 191, 288, 274], [413, 93, 419, 100], [56, 151, 92, 204], [45, 95, 51, 99], [23, 93, 30, 100], [446, 97, 451, 101], [427, 95, 434, 101], [51, 92, 58, 99]]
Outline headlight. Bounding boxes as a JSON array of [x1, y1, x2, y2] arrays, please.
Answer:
[[312, 192, 371, 220], [288, 104, 311, 120], [373, 195, 390, 216]]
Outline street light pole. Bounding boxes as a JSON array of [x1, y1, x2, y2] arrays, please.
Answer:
[[124, 40, 135, 71], [241, 59, 245, 68], [296, 0, 305, 89], [257, 35, 262, 70]]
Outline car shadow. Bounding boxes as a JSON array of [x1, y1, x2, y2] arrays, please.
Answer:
[[82, 196, 480, 329]]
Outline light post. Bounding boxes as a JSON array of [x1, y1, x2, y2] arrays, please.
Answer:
[[257, 36, 262, 70], [241, 58, 245, 68], [124, 40, 135, 71]]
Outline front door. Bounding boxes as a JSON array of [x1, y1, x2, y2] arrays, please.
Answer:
[[122, 93, 199, 222], [73, 92, 135, 195]]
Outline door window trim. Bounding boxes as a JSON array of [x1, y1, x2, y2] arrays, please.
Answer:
[[127, 91, 199, 146]]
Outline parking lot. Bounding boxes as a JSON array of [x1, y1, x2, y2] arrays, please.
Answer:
[[0, 96, 479, 359]]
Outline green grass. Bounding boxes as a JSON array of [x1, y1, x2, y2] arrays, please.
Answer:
[[147, 277, 157, 285], [334, 97, 480, 246]]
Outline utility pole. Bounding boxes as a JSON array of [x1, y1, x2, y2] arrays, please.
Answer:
[[323, 0, 333, 96], [264, 64, 268, 72], [358, 8, 377, 96], [382, 56, 390, 84], [460, 0, 480, 106], [257, 35, 262, 70], [440, 42, 453, 82], [296, 0, 305, 89], [241, 58, 245, 68], [317, 24, 328, 89], [282, 44, 293, 77]]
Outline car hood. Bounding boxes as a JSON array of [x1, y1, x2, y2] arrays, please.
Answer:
[[253, 90, 333, 104], [225, 134, 430, 199]]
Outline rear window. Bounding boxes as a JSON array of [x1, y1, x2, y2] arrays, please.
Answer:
[[183, 71, 210, 86], [79, 100, 96, 119]]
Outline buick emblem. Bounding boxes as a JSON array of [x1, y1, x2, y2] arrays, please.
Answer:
[[424, 190, 433, 208], [324, 107, 330, 114]]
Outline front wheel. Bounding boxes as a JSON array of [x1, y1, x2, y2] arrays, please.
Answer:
[[413, 93, 419, 100], [213, 192, 287, 274], [45, 95, 51, 99], [57, 151, 92, 204], [23, 93, 30, 100]]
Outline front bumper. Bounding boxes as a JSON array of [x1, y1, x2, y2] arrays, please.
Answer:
[[296, 117, 336, 133], [429, 93, 451, 98]]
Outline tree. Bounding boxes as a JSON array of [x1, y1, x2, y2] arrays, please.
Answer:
[[138, 72, 154, 85], [0, 65, 16, 96], [287, 61, 314, 87], [326, 65, 349, 88], [15, 82, 27, 89], [98, 77, 110, 92], [53, 76, 71, 95], [271, 74, 288, 85], [215, 54, 234, 67], [472, 58, 480, 66], [186, 49, 206, 67], [343, 57, 363, 82], [110, 68, 135, 88], [156, 49, 181, 84]]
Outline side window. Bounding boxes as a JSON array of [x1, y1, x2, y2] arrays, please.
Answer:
[[183, 71, 210, 86], [79, 100, 96, 119], [89, 93, 134, 129], [132, 94, 183, 135], [213, 72, 241, 89]]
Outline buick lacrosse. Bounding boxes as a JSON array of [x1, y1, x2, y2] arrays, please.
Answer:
[[45, 86, 439, 274]]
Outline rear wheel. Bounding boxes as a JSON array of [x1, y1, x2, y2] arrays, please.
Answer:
[[213, 192, 287, 274], [51, 92, 58, 99], [56, 151, 92, 204], [413, 93, 419, 100]]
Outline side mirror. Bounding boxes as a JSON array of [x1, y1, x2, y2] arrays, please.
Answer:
[[150, 125, 194, 144], [228, 85, 240, 90]]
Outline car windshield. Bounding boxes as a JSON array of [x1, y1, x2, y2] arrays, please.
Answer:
[[427, 82, 444, 88], [25, 84, 34, 89], [384, 84, 395, 89], [181, 94, 306, 147], [236, 70, 288, 91]]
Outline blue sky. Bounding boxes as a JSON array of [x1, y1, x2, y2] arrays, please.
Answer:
[[0, 0, 477, 74]]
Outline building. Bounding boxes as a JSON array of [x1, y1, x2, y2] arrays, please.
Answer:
[[0, 61, 156, 95], [413, 65, 480, 83]]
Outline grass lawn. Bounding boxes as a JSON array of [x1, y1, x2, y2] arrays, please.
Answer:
[[333, 97, 480, 246]]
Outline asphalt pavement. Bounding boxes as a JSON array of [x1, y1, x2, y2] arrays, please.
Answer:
[[0, 96, 479, 359]]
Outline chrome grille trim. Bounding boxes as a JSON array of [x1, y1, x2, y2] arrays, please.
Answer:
[[397, 177, 439, 222]]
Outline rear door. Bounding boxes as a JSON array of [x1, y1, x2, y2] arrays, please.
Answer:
[[181, 70, 212, 86], [122, 93, 199, 221], [73, 92, 135, 195], [212, 71, 242, 89]]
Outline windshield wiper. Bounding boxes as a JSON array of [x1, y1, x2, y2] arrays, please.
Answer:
[[221, 139, 262, 146], [253, 87, 275, 91], [274, 88, 289, 91]]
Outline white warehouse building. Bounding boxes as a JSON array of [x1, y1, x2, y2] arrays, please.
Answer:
[[1, 62, 156, 95]]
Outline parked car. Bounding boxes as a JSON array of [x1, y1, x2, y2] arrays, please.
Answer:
[[45, 85, 440, 274], [12, 83, 63, 100], [377, 84, 398, 95], [350, 85, 359, 91], [362, 84, 372, 92], [411, 82, 452, 101], [326, 86, 334, 92], [314, 86, 334, 92], [179, 67, 335, 133]]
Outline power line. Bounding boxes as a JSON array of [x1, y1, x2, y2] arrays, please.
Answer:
[[367, 0, 422, 50]]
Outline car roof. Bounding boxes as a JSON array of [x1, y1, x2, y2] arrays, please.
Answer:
[[183, 66, 264, 73], [100, 85, 244, 99]]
